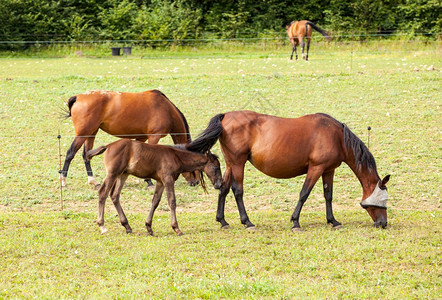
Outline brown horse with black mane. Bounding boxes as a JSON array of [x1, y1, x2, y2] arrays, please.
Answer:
[[188, 111, 391, 231], [286, 20, 331, 60], [86, 139, 223, 236], [61, 90, 199, 188]]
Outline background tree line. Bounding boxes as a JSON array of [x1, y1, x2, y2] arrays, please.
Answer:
[[0, 0, 440, 46]]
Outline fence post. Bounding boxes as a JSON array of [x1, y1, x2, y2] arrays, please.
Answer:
[[57, 132, 64, 211]]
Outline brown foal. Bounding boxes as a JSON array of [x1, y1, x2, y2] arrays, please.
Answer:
[[87, 139, 222, 236]]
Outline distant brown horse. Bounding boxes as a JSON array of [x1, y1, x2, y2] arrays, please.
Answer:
[[86, 139, 223, 236], [61, 90, 199, 188], [188, 111, 391, 231], [286, 20, 331, 60]]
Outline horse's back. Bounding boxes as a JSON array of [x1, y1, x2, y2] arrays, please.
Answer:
[[287, 20, 309, 37], [70, 90, 181, 137], [220, 111, 345, 178]]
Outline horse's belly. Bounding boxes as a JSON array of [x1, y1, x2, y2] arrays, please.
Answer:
[[249, 154, 308, 179]]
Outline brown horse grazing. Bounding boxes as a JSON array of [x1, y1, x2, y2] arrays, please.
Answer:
[[286, 20, 331, 60], [61, 89, 199, 188], [86, 139, 223, 236], [188, 111, 391, 231]]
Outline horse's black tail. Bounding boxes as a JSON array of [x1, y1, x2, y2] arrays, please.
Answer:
[[306, 21, 331, 41], [61, 95, 77, 119], [86, 145, 108, 161], [186, 114, 225, 153]]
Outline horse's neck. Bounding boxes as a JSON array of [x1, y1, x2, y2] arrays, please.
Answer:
[[346, 160, 380, 199], [171, 122, 190, 145]]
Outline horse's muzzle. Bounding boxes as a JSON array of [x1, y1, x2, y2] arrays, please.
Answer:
[[188, 180, 200, 187], [374, 216, 388, 229], [213, 180, 222, 190]]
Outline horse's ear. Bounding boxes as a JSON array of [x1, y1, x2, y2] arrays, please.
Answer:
[[380, 175, 390, 187]]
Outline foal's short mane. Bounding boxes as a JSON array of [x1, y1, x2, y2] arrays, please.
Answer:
[[152, 90, 192, 142], [317, 113, 377, 172]]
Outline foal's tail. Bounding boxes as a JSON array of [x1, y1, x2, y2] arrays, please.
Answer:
[[306, 21, 331, 41], [186, 114, 225, 153], [86, 145, 108, 160]]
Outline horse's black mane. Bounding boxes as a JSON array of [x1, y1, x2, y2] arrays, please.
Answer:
[[317, 113, 377, 172]]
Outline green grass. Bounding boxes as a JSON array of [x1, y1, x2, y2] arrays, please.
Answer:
[[0, 41, 441, 298], [0, 210, 440, 299]]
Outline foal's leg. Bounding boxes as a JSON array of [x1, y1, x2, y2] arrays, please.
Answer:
[[110, 174, 132, 233], [291, 166, 323, 230], [322, 170, 342, 228], [60, 136, 87, 187], [164, 177, 183, 236], [96, 175, 117, 234], [145, 181, 165, 236], [231, 165, 255, 229]]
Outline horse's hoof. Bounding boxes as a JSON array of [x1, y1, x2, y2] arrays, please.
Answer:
[[333, 224, 344, 230], [176, 231, 184, 236], [291, 227, 304, 232], [221, 224, 231, 230], [246, 226, 256, 232], [100, 226, 108, 235]]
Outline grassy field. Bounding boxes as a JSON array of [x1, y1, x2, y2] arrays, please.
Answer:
[[0, 41, 440, 298]]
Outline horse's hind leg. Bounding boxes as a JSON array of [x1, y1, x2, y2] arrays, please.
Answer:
[[60, 136, 87, 187], [300, 37, 306, 60], [83, 134, 99, 189], [290, 44, 298, 60], [216, 167, 233, 228], [322, 170, 342, 228], [96, 175, 116, 234], [231, 164, 255, 229], [305, 38, 311, 61], [110, 174, 132, 233], [145, 181, 165, 236]]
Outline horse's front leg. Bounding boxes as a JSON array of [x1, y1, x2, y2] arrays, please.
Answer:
[[145, 181, 165, 236], [83, 134, 100, 189], [60, 136, 86, 187], [231, 165, 255, 229], [322, 171, 342, 228], [163, 177, 182, 236], [291, 167, 322, 231]]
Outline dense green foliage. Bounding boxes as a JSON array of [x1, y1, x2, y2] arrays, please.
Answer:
[[0, 0, 440, 49]]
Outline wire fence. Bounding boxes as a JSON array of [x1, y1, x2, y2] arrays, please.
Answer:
[[0, 31, 440, 46]]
